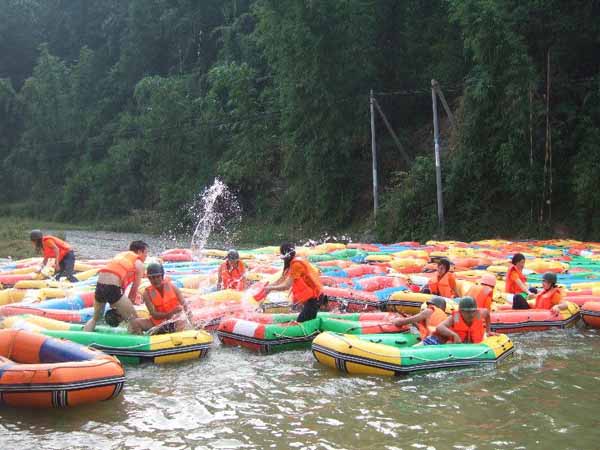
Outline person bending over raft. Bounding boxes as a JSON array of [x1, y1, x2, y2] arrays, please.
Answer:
[[466, 273, 496, 311], [30, 229, 78, 282], [83, 240, 148, 332], [217, 249, 247, 290], [512, 272, 569, 313], [264, 243, 324, 322], [423, 258, 460, 298], [435, 297, 494, 344], [129, 263, 190, 334], [507, 253, 537, 309], [391, 296, 448, 344]]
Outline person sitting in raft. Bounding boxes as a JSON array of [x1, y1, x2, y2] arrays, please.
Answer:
[[129, 263, 190, 334], [263, 242, 324, 322], [217, 249, 247, 291], [83, 240, 148, 332], [391, 296, 448, 344], [30, 229, 78, 282], [422, 258, 460, 298], [507, 253, 537, 309], [435, 296, 494, 344], [513, 272, 569, 313], [466, 273, 496, 311]]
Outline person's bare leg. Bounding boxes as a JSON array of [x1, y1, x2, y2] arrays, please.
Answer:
[[129, 318, 153, 334], [83, 301, 106, 332], [112, 294, 138, 321]]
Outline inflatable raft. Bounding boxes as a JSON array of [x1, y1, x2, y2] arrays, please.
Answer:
[[217, 312, 406, 354], [490, 304, 580, 333], [2, 315, 213, 364], [0, 329, 124, 408], [312, 332, 514, 375], [581, 302, 600, 328]]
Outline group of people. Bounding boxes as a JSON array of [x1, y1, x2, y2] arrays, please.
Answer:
[[29, 230, 568, 341], [393, 254, 570, 345]]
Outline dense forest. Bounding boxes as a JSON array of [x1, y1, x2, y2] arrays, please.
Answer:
[[1, 0, 599, 240]]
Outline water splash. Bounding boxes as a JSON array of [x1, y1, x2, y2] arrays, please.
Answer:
[[190, 178, 241, 259]]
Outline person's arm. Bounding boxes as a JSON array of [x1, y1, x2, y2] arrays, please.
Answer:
[[129, 260, 145, 301], [392, 309, 430, 327], [51, 243, 61, 271], [436, 315, 461, 343], [216, 267, 223, 290], [515, 275, 529, 293], [551, 292, 569, 313], [174, 286, 187, 314], [481, 310, 496, 336], [265, 275, 292, 293], [450, 274, 460, 298]]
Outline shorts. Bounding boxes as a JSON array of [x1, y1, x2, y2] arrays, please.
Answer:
[[95, 283, 123, 305], [153, 321, 177, 335], [422, 335, 442, 345], [296, 297, 321, 323]]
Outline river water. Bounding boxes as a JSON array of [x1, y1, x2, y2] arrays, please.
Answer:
[[1, 231, 599, 449]]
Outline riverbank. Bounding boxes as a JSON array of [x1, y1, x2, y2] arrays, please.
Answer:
[[0, 214, 375, 260]]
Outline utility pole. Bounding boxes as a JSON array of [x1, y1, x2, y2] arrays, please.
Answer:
[[370, 89, 378, 219], [431, 80, 445, 238]]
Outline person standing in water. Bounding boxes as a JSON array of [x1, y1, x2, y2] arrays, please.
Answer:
[[83, 240, 148, 332], [217, 249, 247, 290], [30, 229, 78, 282], [264, 243, 323, 322]]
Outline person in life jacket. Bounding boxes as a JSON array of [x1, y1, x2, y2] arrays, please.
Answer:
[[466, 273, 496, 311], [390, 296, 448, 344], [217, 249, 247, 290], [264, 242, 324, 322], [30, 229, 78, 282], [518, 272, 568, 313], [435, 296, 494, 344], [507, 253, 538, 309], [424, 258, 460, 298], [83, 240, 148, 332], [129, 263, 189, 334]]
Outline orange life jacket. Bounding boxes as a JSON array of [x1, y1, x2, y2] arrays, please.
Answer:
[[146, 279, 180, 326], [289, 258, 323, 304], [467, 285, 493, 311], [41, 236, 71, 262], [219, 260, 246, 290], [534, 287, 562, 310], [450, 310, 485, 343], [505, 264, 527, 294], [428, 272, 457, 298], [100, 251, 141, 288], [417, 305, 447, 339]]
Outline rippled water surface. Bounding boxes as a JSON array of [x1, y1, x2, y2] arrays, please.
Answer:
[[2, 232, 600, 449]]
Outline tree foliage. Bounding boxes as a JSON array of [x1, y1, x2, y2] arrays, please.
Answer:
[[0, 0, 598, 239]]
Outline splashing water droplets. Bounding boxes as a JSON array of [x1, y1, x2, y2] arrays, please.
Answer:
[[189, 179, 241, 259]]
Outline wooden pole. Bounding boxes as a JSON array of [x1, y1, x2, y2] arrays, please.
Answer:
[[431, 80, 445, 237], [370, 89, 378, 219]]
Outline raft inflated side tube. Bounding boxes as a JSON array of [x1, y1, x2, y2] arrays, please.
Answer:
[[217, 317, 322, 353], [490, 303, 580, 333], [42, 329, 213, 364], [312, 332, 514, 376], [0, 329, 125, 408], [581, 301, 600, 329]]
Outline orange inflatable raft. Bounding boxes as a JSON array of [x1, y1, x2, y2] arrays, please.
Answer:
[[0, 329, 125, 408], [581, 301, 600, 329]]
